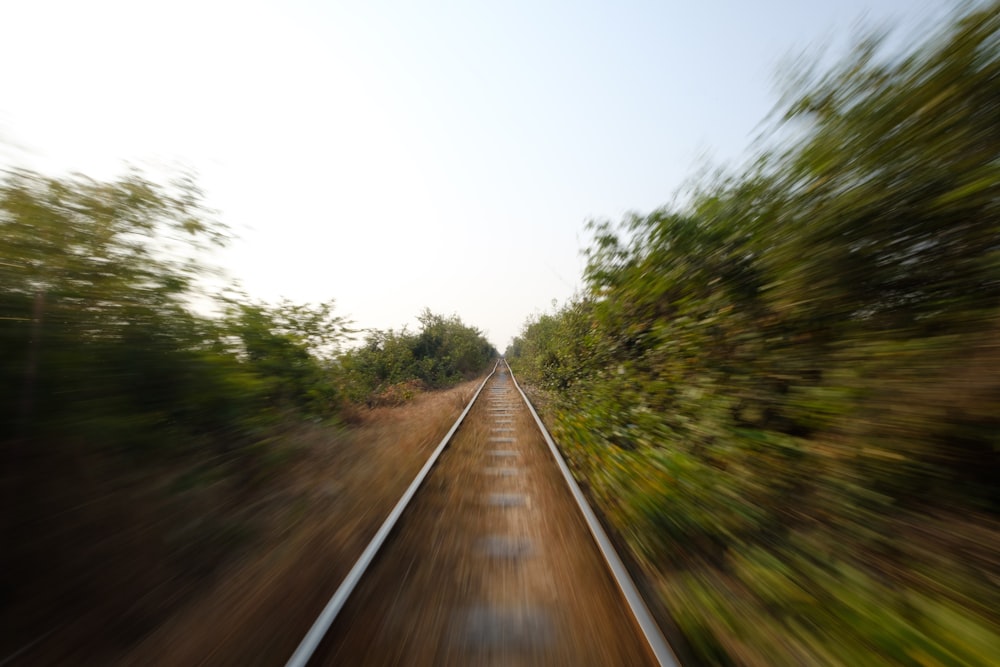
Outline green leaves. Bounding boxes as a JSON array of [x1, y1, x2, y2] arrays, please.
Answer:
[[509, 3, 1000, 664], [227, 298, 353, 360], [339, 310, 495, 405], [220, 298, 353, 417], [769, 2, 1000, 333]]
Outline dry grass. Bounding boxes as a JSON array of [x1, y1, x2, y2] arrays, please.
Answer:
[[100, 379, 481, 666]]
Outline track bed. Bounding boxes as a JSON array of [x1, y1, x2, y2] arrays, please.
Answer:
[[295, 365, 665, 666]]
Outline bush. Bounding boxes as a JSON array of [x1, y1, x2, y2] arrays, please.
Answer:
[[508, 4, 1000, 663]]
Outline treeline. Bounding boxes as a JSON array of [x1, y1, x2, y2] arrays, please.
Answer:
[[0, 168, 494, 449], [0, 166, 494, 650], [340, 310, 498, 406], [508, 4, 999, 665]]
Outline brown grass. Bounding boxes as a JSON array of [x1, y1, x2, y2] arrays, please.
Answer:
[[115, 379, 480, 666], [5, 380, 480, 666]]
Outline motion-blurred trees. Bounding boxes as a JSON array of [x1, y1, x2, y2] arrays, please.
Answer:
[[0, 168, 365, 449], [0, 166, 387, 654], [224, 299, 352, 417], [508, 3, 1000, 664], [0, 162, 497, 656], [0, 168, 234, 446]]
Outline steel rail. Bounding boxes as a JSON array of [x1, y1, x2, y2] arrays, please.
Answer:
[[505, 359, 682, 667], [284, 360, 501, 667]]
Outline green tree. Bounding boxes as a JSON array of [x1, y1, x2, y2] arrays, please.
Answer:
[[0, 168, 228, 441], [339, 309, 496, 404], [509, 4, 1000, 663], [224, 298, 352, 416]]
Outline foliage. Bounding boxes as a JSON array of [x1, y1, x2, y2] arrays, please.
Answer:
[[223, 298, 352, 416], [508, 4, 1000, 664], [0, 166, 369, 654], [0, 142, 493, 657], [1, 168, 234, 443], [340, 308, 496, 405]]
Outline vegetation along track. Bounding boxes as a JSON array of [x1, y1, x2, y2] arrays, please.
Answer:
[[286, 360, 679, 666]]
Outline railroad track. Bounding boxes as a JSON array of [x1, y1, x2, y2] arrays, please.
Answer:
[[286, 360, 680, 666]]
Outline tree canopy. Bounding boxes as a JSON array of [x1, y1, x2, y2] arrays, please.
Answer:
[[508, 4, 1000, 664]]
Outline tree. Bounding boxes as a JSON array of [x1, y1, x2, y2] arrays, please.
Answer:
[[0, 167, 227, 439], [338, 309, 496, 404], [224, 299, 352, 415]]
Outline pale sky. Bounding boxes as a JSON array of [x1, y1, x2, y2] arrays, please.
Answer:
[[0, 0, 952, 349]]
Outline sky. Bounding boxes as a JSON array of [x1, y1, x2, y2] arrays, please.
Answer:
[[0, 0, 953, 349]]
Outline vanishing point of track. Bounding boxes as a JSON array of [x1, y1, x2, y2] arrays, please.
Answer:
[[286, 360, 680, 666]]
